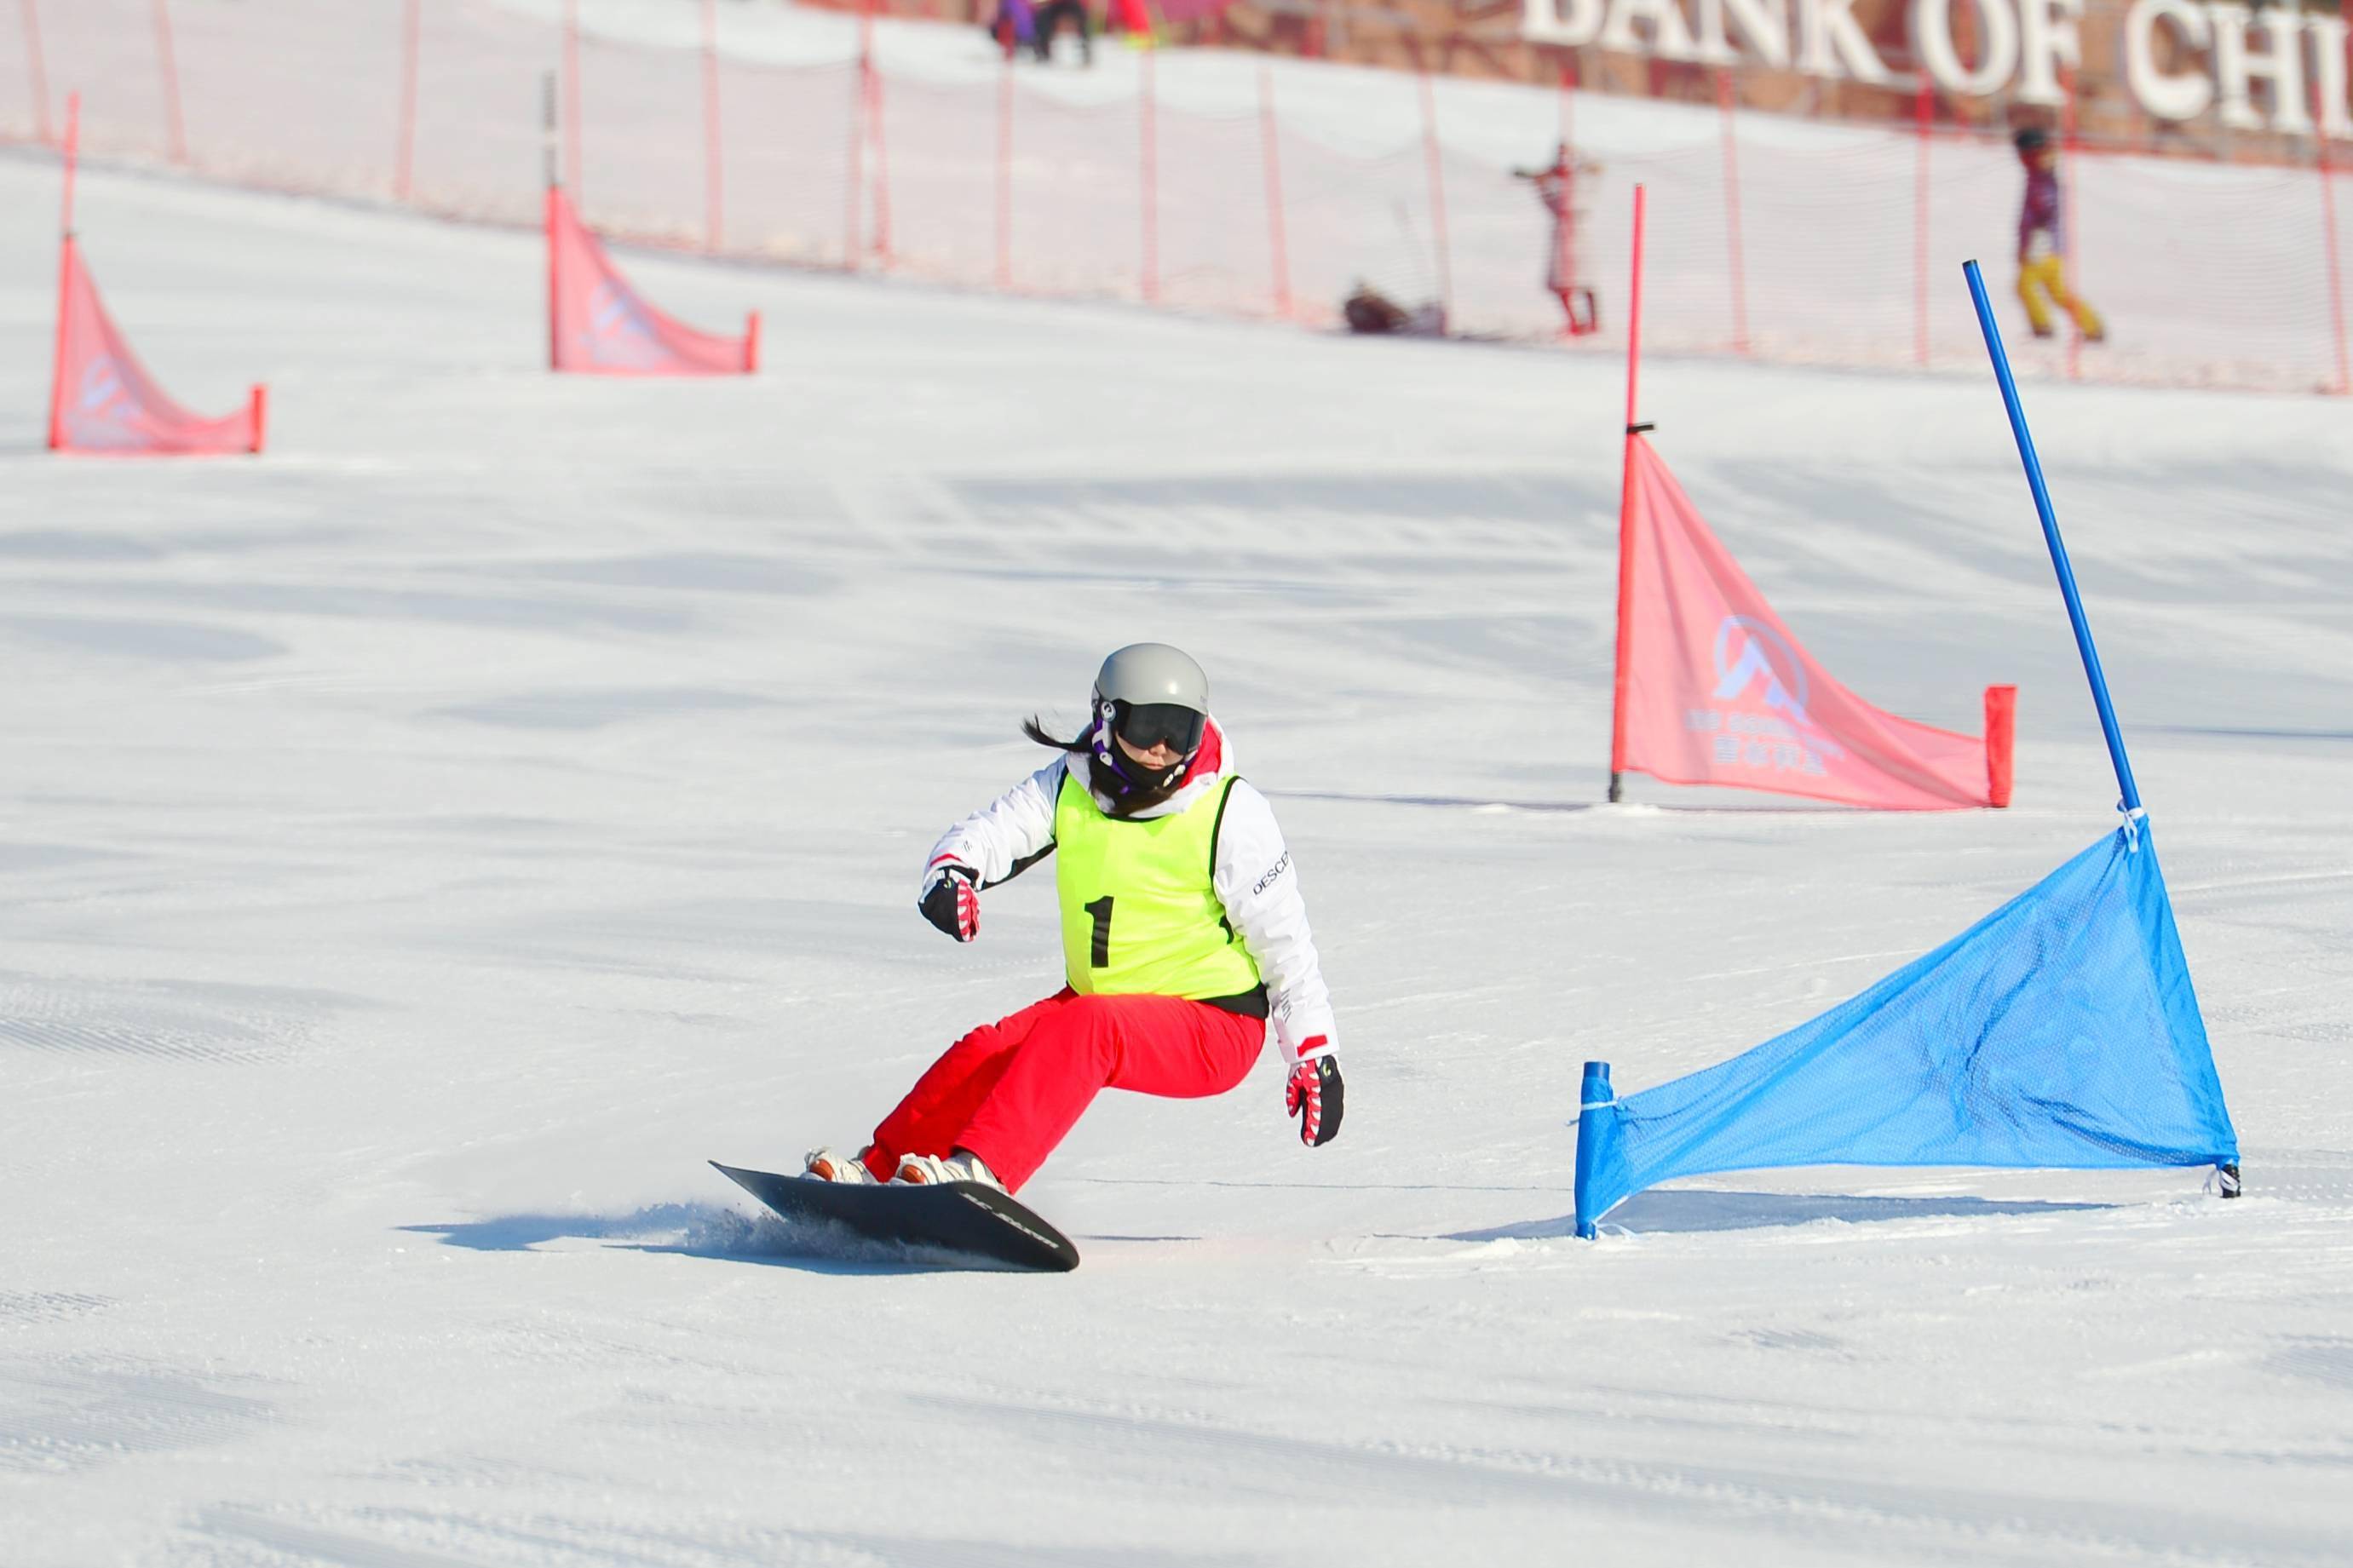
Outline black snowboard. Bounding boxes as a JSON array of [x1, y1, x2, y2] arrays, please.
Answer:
[[710, 1161, 1080, 1272]]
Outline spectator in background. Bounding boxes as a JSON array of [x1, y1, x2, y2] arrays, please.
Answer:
[[1104, 0, 1153, 42], [2014, 126, 2105, 343], [1033, 0, 1093, 63], [989, 0, 1037, 60], [1513, 141, 1602, 336]]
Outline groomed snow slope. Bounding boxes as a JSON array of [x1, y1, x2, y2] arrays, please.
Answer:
[[3, 152, 2351, 1565]]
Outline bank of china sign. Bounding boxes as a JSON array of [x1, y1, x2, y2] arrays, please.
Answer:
[[1522, 0, 2350, 136]]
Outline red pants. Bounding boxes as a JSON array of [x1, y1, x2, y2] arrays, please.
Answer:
[[867, 990, 1267, 1192]]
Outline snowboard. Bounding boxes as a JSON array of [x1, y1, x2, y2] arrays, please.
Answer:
[[710, 1161, 1080, 1272]]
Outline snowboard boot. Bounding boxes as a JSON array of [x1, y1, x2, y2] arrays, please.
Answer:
[[803, 1146, 878, 1184], [891, 1150, 1004, 1192]]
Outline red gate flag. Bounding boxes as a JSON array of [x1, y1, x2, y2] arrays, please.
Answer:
[[49, 238, 265, 456], [547, 188, 758, 376], [1615, 436, 2012, 810]]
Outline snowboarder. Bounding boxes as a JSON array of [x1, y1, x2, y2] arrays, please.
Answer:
[[2013, 126, 2104, 343], [1514, 141, 1600, 337], [802, 643, 1343, 1193]]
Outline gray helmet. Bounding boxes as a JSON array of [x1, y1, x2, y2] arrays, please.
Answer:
[[1094, 642, 1209, 715], [1086, 644, 1211, 795]]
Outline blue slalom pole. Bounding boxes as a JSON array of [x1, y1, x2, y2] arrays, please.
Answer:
[[1963, 259, 2141, 814]]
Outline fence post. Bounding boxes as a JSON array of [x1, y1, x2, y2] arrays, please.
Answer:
[[20, 0, 49, 145], [701, 0, 722, 252], [152, 0, 187, 164], [2062, 66, 2082, 381], [844, 11, 868, 271], [1141, 48, 1159, 304], [1417, 71, 1453, 323], [1258, 66, 1292, 319], [1914, 73, 1931, 367], [1715, 66, 1750, 355], [2321, 123, 2352, 397], [994, 55, 1012, 289], [867, 53, 892, 267], [395, 0, 421, 203], [562, 0, 584, 204]]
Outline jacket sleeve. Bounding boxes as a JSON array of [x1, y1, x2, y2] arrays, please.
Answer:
[[1212, 780, 1338, 1063], [920, 757, 1065, 893]]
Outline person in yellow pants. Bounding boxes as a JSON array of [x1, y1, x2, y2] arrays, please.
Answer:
[[2014, 127, 2105, 342]]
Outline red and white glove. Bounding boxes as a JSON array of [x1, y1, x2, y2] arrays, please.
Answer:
[[1285, 1042, 1343, 1147], [919, 862, 980, 943]]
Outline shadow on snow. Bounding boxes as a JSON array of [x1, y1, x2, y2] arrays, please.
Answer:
[[1446, 1188, 2120, 1239], [399, 1201, 1004, 1275]]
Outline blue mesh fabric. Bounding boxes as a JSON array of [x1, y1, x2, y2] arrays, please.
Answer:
[[1575, 819, 2239, 1232]]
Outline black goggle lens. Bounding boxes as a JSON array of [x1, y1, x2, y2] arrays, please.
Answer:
[[1116, 702, 1206, 755]]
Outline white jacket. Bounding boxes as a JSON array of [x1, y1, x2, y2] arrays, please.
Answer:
[[920, 726, 1338, 1064]]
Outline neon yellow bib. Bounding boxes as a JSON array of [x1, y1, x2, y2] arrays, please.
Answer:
[[1054, 769, 1262, 1000]]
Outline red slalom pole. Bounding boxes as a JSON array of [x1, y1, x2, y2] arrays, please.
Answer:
[[1417, 71, 1453, 323], [701, 0, 723, 252], [1607, 184, 1647, 804], [21, 0, 51, 146], [395, 0, 421, 203], [2326, 164, 2353, 397], [1914, 73, 1931, 367], [994, 55, 1012, 289], [1715, 68, 1749, 355], [562, 0, 584, 206], [152, 0, 187, 164], [1140, 48, 1159, 305], [47, 92, 78, 451], [1257, 66, 1291, 319], [2317, 99, 2350, 393], [58, 85, 75, 233]]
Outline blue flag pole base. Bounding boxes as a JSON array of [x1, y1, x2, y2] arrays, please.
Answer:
[[1573, 1060, 1615, 1239]]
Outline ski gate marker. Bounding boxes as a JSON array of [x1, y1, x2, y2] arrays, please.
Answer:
[[1570, 227, 2241, 1238], [542, 70, 757, 377], [47, 94, 265, 457], [1605, 186, 2012, 813]]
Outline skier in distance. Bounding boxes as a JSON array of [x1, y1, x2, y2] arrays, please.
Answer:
[[2012, 125, 2104, 344], [803, 643, 1343, 1192]]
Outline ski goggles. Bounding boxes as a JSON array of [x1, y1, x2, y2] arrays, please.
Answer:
[[1113, 701, 1207, 755]]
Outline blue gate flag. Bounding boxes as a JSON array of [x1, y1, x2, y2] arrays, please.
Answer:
[[1573, 818, 2240, 1236]]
